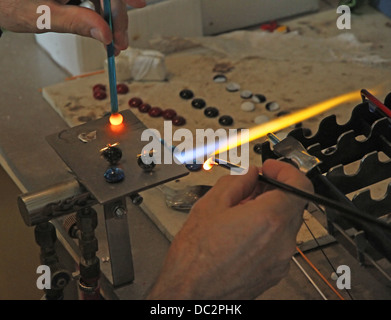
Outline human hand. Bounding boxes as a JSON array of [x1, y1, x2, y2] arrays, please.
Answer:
[[0, 0, 146, 54], [147, 159, 314, 300]]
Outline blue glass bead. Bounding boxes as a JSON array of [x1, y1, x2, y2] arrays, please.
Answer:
[[185, 163, 203, 172], [104, 167, 125, 183]]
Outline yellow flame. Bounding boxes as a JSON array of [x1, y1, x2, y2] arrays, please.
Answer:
[[203, 157, 215, 171], [214, 90, 365, 156]]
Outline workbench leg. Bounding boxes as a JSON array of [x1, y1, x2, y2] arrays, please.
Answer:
[[104, 197, 135, 287]]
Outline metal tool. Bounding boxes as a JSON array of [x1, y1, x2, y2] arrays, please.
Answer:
[[260, 93, 391, 265], [361, 89, 391, 119], [213, 158, 391, 233], [267, 133, 321, 174]]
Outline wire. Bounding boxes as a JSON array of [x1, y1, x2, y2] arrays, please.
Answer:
[[291, 256, 328, 300], [296, 246, 345, 300], [303, 220, 354, 300]]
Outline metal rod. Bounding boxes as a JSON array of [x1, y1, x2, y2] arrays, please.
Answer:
[[103, 0, 119, 114], [291, 256, 328, 300], [330, 221, 391, 283], [213, 158, 391, 233], [361, 89, 391, 119]]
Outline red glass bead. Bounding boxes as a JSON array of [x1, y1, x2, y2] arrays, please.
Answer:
[[128, 97, 143, 108], [138, 103, 151, 113], [148, 107, 163, 117], [93, 84, 106, 92], [117, 83, 129, 94], [172, 116, 186, 126], [93, 90, 107, 100], [162, 109, 177, 120]]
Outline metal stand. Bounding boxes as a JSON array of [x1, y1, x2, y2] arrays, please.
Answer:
[[18, 110, 189, 296], [103, 197, 135, 287], [76, 207, 101, 299], [34, 222, 71, 300]]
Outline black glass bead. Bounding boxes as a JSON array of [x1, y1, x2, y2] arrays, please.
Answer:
[[253, 94, 267, 103], [191, 98, 206, 109], [185, 163, 203, 172], [219, 115, 234, 126], [204, 107, 219, 118], [253, 143, 263, 155], [277, 110, 290, 117], [104, 167, 125, 183], [101, 146, 122, 165], [179, 89, 194, 100], [137, 155, 156, 172]]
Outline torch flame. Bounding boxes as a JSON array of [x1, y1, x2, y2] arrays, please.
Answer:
[[213, 89, 366, 156], [203, 157, 216, 171]]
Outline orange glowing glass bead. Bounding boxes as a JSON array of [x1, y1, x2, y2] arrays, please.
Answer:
[[109, 113, 123, 126]]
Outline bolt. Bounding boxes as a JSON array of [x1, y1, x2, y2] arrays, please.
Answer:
[[101, 257, 110, 263], [130, 193, 143, 206], [114, 206, 127, 218]]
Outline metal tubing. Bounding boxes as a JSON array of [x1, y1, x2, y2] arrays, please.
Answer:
[[17, 179, 97, 226]]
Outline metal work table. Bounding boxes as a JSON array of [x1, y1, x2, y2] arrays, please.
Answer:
[[1, 33, 391, 300], [0, 33, 171, 300]]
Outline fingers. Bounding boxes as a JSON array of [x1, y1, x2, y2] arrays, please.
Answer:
[[204, 165, 261, 208], [49, 2, 112, 44], [262, 159, 314, 193], [111, 0, 129, 52], [5, 0, 146, 48], [52, 0, 134, 52]]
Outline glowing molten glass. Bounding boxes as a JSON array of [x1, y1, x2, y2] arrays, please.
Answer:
[[203, 157, 215, 171], [109, 113, 123, 126]]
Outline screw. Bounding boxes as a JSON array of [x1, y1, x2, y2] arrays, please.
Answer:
[[101, 257, 110, 263], [129, 193, 143, 206], [114, 206, 127, 218]]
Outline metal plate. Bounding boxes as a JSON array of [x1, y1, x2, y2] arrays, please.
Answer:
[[46, 110, 189, 204]]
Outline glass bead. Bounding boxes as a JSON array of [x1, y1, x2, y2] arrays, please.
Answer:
[[219, 115, 234, 126], [179, 89, 194, 100], [191, 98, 206, 109], [204, 107, 219, 118], [104, 167, 125, 183]]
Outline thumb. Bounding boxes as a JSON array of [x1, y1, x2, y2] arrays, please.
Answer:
[[46, 3, 112, 45]]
